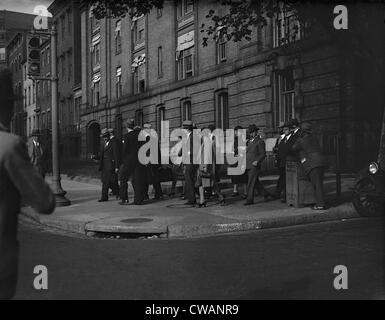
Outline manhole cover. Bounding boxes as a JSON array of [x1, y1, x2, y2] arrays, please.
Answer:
[[121, 218, 153, 224]]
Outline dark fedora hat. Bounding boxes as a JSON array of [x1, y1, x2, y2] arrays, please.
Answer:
[[301, 122, 313, 133], [248, 124, 259, 134], [100, 128, 110, 138], [126, 118, 135, 129], [30, 129, 42, 137], [287, 118, 300, 128]]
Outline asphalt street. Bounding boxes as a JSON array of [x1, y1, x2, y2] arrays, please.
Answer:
[[14, 217, 385, 300]]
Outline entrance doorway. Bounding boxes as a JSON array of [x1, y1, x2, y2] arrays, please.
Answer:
[[87, 122, 101, 158]]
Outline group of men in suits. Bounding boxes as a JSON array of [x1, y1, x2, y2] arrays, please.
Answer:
[[274, 119, 327, 210], [96, 119, 163, 206]]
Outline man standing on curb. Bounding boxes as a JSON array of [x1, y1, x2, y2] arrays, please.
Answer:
[[0, 69, 56, 300]]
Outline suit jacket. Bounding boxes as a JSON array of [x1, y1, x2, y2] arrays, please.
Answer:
[[122, 129, 141, 167], [0, 131, 55, 299], [246, 136, 266, 170], [27, 139, 44, 167], [275, 135, 292, 168], [98, 140, 120, 173], [292, 132, 327, 174], [285, 129, 302, 162]]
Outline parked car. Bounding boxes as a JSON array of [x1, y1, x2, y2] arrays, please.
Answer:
[[352, 162, 385, 217]]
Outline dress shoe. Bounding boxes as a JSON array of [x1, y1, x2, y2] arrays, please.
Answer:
[[184, 201, 196, 206], [98, 199, 108, 203], [244, 202, 254, 206], [231, 192, 239, 197], [118, 200, 129, 206]]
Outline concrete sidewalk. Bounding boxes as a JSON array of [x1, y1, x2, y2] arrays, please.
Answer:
[[22, 175, 360, 239]]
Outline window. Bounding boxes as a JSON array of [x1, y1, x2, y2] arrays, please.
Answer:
[[216, 33, 227, 63], [46, 47, 51, 65], [115, 20, 122, 54], [28, 86, 31, 106], [132, 54, 146, 94], [176, 31, 194, 80], [216, 92, 229, 129], [68, 53, 72, 81], [135, 109, 143, 128], [90, 7, 100, 32], [32, 82, 35, 104], [62, 55, 66, 82], [274, 69, 295, 127], [61, 15, 65, 40], [93, 81, 100, 106], [157, 106, 166, 138], [273, 7, 304, 47], [132, 16, 145, 46], [177, 48, 194, 80], [74, 96, 81, 125], [92, 41, 101, 69], [116, 66, 122, 99], [24, 89, 27, 108], [157, 46, 163, 77], [178, 0, 194, 18], [68, 10, 72, 33], [157, 7, 163, 18], [181, 100, 192, 122]]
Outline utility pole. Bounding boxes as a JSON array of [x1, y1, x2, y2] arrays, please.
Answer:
[[50, 25, 71, 207]]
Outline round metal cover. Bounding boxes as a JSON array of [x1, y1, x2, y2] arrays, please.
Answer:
[[121, 218, 153, 224]]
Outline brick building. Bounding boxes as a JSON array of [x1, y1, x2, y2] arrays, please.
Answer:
[[48, 0, 82, 159], [0, 10, 36, 70], [7, 31, 28, 138]]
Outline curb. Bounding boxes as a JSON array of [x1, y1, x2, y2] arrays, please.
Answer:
[[22, 203, 360, 239], [167, 203, 359, 238]]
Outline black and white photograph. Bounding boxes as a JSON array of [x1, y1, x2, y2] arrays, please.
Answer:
[[0, 0, 384, 304]]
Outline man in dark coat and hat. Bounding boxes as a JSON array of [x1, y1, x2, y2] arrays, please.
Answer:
[[0, 69, 55, 300], [292, 122, 327, 210], [97, 128, 120, 202], [27, 129, 46, 178], [244, 124, 271, 205], [274, 122, 293, 202]]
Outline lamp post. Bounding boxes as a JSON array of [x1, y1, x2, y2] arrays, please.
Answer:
[[50, 25, 71, 207]]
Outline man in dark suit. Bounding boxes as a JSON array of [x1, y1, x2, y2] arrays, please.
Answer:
[[108, 128, 121, 198], [274, 122, 292, 202], [244, 124, 271, 205], [142, 124, 164, 201], [292, 122, 327, 210], [119, 119, 145, 205], [27, 129, 46, 178], [98, 128, 120, 202], [285, 118, 302, 162], [0, 68, 55, 300], [183, 120, 200, 205]]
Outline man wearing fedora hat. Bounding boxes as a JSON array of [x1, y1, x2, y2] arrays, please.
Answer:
[[244, 124, 272, 205], [0, 68, 55, 299], [274, 121, 293, 202], [182, 120, 200, 205], [27, 129, 46, 178], [292, 122, 327, 210], [97, 128, 120, 202]]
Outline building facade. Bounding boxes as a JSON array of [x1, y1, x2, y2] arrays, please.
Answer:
[[0, 10, 36, 70], [7, 31, 27, 138], [48, 0, 82, 159]]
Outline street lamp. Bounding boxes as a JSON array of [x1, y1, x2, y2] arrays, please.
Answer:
[[50, 25, 71, 207]]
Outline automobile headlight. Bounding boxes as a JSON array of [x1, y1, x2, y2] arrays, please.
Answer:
[[369, 162, 379, 175]]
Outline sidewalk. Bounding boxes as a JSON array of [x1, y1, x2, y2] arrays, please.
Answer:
[[22, 174, 360, 239]]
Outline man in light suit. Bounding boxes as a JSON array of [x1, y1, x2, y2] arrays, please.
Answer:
[[0, 68, 55, 300], [244, 124, 271, 205]]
